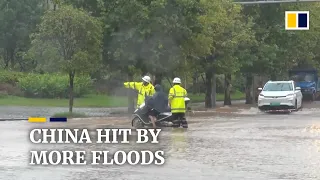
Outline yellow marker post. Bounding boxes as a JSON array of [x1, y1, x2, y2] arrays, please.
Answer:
[[287, 13, 297, 28], [28, 117, 46, 123]]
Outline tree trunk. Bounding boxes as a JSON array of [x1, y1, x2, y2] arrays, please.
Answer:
[[9, 48, 15, 69], [212, 73, 216, 107], [245, 73, 253, 104], [4, 49, 9, 69], [224, 74, 232, 106], [127, 72, 135, 114], [192, 73, 197, 94], [68, 72, 75, 113], [154, 73, 163, 85], [204, 71, 216, 108], [205, 71, 212, 108]]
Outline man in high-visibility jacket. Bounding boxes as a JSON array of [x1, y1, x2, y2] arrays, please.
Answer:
[[168, 77, 188, 128], [124, 75, 155, 108]]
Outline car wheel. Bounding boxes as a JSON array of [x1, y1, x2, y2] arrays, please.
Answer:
[[294, 99, 298, 111]]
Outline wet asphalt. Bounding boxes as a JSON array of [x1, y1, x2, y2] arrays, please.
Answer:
[[1, 103, 320, 180]]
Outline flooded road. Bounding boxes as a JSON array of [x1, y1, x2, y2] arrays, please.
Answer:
[[1, 107, 320, 180], [0, 100, 242, 119]]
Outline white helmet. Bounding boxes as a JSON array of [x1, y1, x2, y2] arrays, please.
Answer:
[[142, 76, 151, 83], [173, 77, 181, 84]]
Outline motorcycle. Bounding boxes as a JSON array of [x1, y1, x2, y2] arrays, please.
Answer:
[[131, 97, 191, 128]]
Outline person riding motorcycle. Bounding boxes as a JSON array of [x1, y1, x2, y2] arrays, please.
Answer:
[[124, 75, 155, 108], [168, 77, 188, 128], [146, 84, 168, 128]]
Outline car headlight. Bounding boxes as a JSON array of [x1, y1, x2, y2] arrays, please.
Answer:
[[259, 94, 264, 97], [286, 94, 294, 97]]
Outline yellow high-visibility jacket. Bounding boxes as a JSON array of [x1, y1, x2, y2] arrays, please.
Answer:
[[124, 82, 155, 107], [168, 85, 187, 113]]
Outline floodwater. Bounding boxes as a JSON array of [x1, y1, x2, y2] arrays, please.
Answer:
[[1, 106, 320, 180]]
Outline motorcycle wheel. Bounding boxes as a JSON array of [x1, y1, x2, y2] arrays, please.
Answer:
[[132, 117, 144, 128]]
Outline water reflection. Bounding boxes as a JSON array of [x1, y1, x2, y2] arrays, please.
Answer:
[[168, 128, 188, 155]]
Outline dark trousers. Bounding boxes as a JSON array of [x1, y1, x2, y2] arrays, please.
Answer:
[[172, 113, 188, 128]]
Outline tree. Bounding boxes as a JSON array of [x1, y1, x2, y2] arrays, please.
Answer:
[[29, 5, 103, 112], [190, 0, 254, 107], [0, 0, 43, 70], [213, 6, 255, 106], [241, 3, 320, 104], [94, 0, 204, 112]]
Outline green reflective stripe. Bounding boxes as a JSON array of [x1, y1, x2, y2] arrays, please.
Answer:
[[172, 86, 186, 98], [174, 91, 185, 98]]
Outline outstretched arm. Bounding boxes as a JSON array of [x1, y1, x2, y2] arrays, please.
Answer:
[[123, 82, 142, 91]]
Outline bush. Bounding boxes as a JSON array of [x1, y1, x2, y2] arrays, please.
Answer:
[[0, 91, 8, 98], [0, 70, 25, 85], [17, 73, 93, 98], [0, 83, 23, 96]]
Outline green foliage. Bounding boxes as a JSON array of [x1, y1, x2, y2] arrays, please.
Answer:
[[99, 0, 205, 76], [0, 71, 25, 85], [17, 74, 93, 98], [29, 5, 103, 112], [0, 0, 320, 106], [0, 91, 8, 98], [30, 5, 103, 74], [0, 0, 43, 70]]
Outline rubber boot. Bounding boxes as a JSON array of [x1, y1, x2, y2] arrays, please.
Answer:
[[181, 119, 188, 128]]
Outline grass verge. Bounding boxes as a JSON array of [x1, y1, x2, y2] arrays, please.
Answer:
[[51, 112, 87, 118], [0, 92, 245, 107], [189, 91, 245, 103], [0, 94, 128, 107]]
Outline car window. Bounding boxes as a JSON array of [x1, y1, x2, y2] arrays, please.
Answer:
[[263, 83, 293, 91]]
